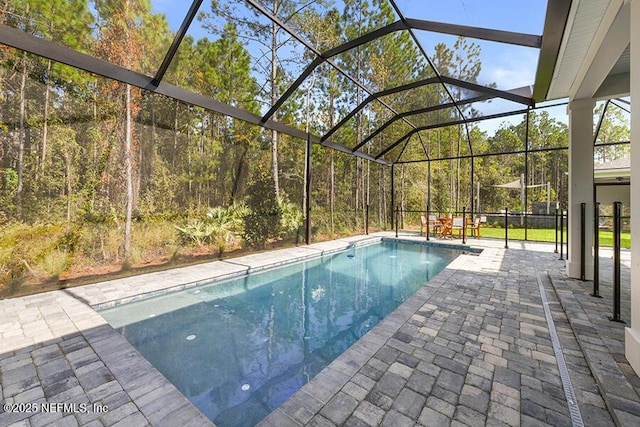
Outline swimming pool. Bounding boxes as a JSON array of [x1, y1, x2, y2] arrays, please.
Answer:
[[99, 240, 463, 426]]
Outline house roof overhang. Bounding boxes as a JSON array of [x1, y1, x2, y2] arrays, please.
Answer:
[[536, 0, 631, 102]]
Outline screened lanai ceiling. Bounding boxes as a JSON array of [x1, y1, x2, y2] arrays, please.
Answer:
[[0, 0, 572, 165]]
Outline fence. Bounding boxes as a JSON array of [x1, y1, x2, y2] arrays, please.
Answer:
[[392, 208, 564, 245], [391, 203, 630, 324]]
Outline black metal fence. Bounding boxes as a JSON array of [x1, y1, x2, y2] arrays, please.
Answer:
[[390, 202, 630, 324], [393, 203, 630, 323], [390, 202, 631, 323], [392, 208, 565, 244]]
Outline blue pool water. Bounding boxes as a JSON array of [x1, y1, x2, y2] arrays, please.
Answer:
[[99, 240, 462, 426]]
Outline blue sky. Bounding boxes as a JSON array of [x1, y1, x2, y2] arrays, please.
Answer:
[[151, 0, 548, 89], [149, 0, 556, 132], [399, 0, 548, 91]]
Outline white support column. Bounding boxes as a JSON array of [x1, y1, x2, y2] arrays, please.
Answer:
[[566, 98, 595, 280], [625, 0, 640, 375]]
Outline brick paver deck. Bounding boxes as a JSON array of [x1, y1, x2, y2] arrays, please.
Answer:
[[1, 233, 637, 426]]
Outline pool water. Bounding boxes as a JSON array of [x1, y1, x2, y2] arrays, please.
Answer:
[[99, 241, 461, 426]]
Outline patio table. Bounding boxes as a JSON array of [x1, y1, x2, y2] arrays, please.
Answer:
[[438, 217, 452, 238]]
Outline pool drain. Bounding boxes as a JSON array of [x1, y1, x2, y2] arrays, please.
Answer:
[[537, 273, 584, 427]]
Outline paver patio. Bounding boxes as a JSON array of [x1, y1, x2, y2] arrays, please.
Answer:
[[1, 233, 637, 426]]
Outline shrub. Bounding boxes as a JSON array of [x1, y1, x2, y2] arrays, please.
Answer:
[[278, 197, 303, 239], [175, 219, 210, 246], [205, 204, 247, 255], [165, 241, 181, 264], [175, 203, 248, 255], [242, 175, 281, 249], [129, 246, 144, 265], [56, 227, 82, 253], [40, 250, 70, 280]]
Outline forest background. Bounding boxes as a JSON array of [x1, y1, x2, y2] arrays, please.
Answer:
[[0, 0, 630, 297]]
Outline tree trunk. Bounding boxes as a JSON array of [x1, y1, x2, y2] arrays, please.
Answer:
[[329, 90, 335, 237], [303, 71, 316, 218], [40, 59, 52, 179], [65, 142, 72, 221], [355, 82, 361, 221], [330, 149, 335, 237], [531, 155, 535, 188], [172, 99, 179, 172], [449, 128, 454, 210], [231, 146, 247, 202], [456, 126, 461, 211], [17, 53, 28, 216], [437, 129, 441, 211], [149, 97, 157, 195], [365, 146, 370, 230], [124, 84, 133, 260], [187, 106, 192, 199], [400, 165, 405, 227], [270, 2, 280, 198], [0, 4, 10, 193], [271, 130, 279, 198], [427, 132, 432, 208], [379, 166, 384, 228], [136, 119, 143, 204]]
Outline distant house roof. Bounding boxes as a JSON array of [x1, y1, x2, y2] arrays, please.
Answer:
[[595, 157, 630, 183], [595, 158, 630, 170]]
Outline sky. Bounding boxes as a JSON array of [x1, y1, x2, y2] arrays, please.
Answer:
[[395, 0, 547, 90], [152, 0, 548, 89], [148, 0, 561, 134]]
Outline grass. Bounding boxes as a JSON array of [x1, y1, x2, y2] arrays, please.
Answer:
[[1, 216, 631, 299], [479, 227, 631, 249], [39, 249, 70, 280], [0, 220, 181, 293], [1, 217, 297, 298]]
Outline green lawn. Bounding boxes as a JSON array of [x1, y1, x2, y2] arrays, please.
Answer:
[[478, 227, 631, 249]]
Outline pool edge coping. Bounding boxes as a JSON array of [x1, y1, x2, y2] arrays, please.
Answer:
[[88, 234, 478, 310], [75, 235, 383, 310], [90, 233, 476, 425], [0, 234, 505, 427], [257, 241, 486, 426]]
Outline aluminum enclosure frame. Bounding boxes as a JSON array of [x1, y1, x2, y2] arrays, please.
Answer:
[[0, 0, 572, 166]]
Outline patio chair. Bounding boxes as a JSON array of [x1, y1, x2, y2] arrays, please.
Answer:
[[428, 214, 441, 237], [468, 217, 481, 239], [420, 215, 428, 236], [450, 217, 464, 238]]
